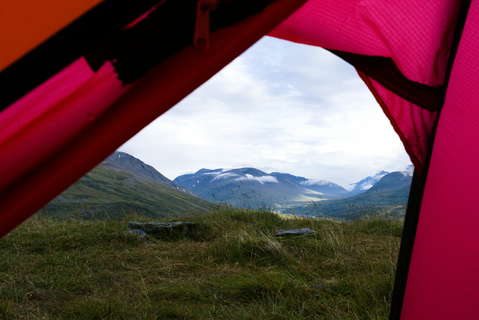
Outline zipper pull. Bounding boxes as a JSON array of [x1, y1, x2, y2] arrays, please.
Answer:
[[194, 0, 219, 51]]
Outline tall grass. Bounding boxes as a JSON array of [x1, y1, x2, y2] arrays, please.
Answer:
[[0, 208, 402, 319]]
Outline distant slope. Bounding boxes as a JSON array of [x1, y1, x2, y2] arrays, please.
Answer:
[[294, 176, 351, 199], [365, 171, 412, 194], [294, 171, 412, 219], [347, 171, 389, 196], [174, 168, 351, 209], [38, 153, 216, 220]]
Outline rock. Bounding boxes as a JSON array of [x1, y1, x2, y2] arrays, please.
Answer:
[[125, 229, 147, 238], [127, 221, 196, 236], [273, 228, 316, 237]]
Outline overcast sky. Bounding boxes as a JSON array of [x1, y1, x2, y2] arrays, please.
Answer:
[[119, 36, 411, 189]]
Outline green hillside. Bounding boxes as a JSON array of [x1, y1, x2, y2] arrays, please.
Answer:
[[288, 171, 411, 219], [290, 185, 410, 219], [38, 162, 216, 220]]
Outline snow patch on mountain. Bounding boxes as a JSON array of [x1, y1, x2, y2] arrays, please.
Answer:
[[343, 183, 357, 192], [211, 172, 240, 181], [347, 171, 389, 193], [203, 171, 221, 176], [238, 174, 278, 185], [359, 181, 376, 191]]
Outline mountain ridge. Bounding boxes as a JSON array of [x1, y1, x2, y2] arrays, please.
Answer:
[[175, 166, 413, 218], [174, 168, 351, 208], [38, 152, 215, 220], [347, 170, 390, 195], [293, 169, 413, 218], [39, 150, 413, 220], [105, 152, 196, 196]]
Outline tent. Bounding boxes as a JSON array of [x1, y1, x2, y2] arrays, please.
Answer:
[[0, 0, 475, 318]]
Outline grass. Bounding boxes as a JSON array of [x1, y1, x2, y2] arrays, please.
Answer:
[[0, 207, 402, 319]]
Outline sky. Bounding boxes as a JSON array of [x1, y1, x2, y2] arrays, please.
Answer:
[[119, 36, 412, 189]]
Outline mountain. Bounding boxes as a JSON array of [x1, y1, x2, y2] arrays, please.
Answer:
[[298, 177, 351, 199], [38, 151, 414, 220], [347, 165, 414, 196], [365, 171, 412, 194], [347, 171, 390, 195], [37, 152, 215, 220], [271, 172, 350, 199], [294, 170, 413, 219], [173, 168, 350, 209], [105, 152, 196, 196]]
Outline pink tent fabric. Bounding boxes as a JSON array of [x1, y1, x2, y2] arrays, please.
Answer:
[[401, 1, 479, 318], [359, 74, 438, 173], [0, 60, 129, 199], [270, 0, 459, 86], [0, 0, 475, 318]]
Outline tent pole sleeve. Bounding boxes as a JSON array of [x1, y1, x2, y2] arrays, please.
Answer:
[[389, 1, 472, 318], [389, 170, 426, 320], [389, 104, 441, 319]]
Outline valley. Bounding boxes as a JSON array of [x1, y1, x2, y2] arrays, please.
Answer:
[[39, 151, 412, 220]]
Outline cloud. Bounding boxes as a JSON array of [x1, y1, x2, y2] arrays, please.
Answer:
[[119, 36, 411, 187]]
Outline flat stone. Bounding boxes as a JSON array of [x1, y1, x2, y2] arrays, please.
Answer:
[[127, 221, 196, 235], [273, 228, 316, 237]]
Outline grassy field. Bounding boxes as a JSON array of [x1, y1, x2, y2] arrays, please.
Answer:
[[0, 208, 402, 319]]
